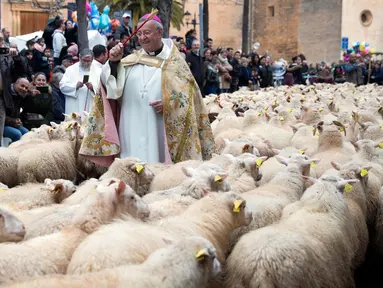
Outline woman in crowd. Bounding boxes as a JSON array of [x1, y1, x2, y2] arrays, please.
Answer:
[[21, 72, 54, 130], [217, 49, 232, 94]]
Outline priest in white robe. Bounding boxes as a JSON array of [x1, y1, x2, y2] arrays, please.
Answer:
[[59, 48, 103, 118], [79, 14, 215, 166]]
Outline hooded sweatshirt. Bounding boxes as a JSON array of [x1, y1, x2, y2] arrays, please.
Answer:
[[52, 29, 67, 58]]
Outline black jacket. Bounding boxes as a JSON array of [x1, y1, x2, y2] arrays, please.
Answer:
[[0, 54, 28, 114], [258, 65, 274, 88], [42, 20, 59, 50], [4, 86, 23, 126], [186, 51, 204, 87], [51, 84, 65, 122]]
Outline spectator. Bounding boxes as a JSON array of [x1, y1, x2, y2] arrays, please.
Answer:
[[226, 48, 234, 60], [33, 38, 50, 79], [23, 50, 34, 81], [3, 78, 30, 142], [229, 50, 242, 92], [51, 72, 65, 123], [217, 49, 233, 94], [238, 56, 252, 88], [19, 39, 36, 57], [204, 50, 220, 95], [185, 29, 197, 50], [53, 19, 67, 66], [65, 20, 77, 46], [344, 56, 364, 86], [92, 44, 107, 67], [119, 32, 132, 57], [0, 37, 28, 145], [258, 56, 273, 88], [206, 38, 213, 49], [43, 15, 64, 50], [186, 39, 204, 95], [249, 53, 260, 70], [1, 28, 10, 47], [22, 72, 54, 130], [115, 13, 135, 51]]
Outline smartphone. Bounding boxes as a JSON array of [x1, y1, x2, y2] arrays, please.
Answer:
[[83, 75, 89, 83], [0, 47, 9, 55], [36, 86, 49, 93]]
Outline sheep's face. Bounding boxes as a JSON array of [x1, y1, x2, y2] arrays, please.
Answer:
[[129, 162, 155, 195], [120, 187, 150, 220], [331, 161, 371, 188], [0, 208, 25, 243], [237, 154, 268, 182], [277, 154, 320, 176], [45, 179, 76, 203]]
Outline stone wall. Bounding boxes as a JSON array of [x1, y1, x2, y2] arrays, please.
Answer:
[[298, 0, 342, 63], [251, 0, 300, 60]]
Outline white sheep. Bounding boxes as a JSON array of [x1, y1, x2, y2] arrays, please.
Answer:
[[225, 175, 357, 288], [143, 163, 231, 204], [100, 157, 155, 196], [6, 236, 221, 288], [0, 179, 145, 284], [0, 148, 20, 188], [66, 192, 252, 275], [0, 179, 75, 211]]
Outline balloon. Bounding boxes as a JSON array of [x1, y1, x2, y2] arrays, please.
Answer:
[[371, 48, 376, 54], [86, 2, 91, 15], [365, 42, 370, 47], [111, 19, 120, 31], [352, 42, 357, 48], [356, 53, 361, 57], [360, 41, 365, 50], [90, 2, 99, 17], [89, 17, 99, 30], [71, 11, 77, 23], [99, 5, 111, 30]]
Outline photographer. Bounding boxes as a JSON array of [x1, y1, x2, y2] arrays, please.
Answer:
[[0, 35, 28, 146]]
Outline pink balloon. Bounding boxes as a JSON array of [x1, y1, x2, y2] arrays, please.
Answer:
[[86, 2, 91, 14]]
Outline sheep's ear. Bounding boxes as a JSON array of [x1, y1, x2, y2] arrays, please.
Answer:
[[73, 122, 79, 128], [272, 148, 281, 155], [331, 161, 342, 171], [115, 180, 126, 197], [182, 167, 195, 178], [131, 163, 146, 174], [290, 125, 299, 134], [63, 113, 71, 119], [253, 147, 260, 157], [50, 122, 59, 128], [336, 179, 359, 194], [44, 178, 52, 185], [275, 155, 289, 166], [162, 238, 173, 245], [195, 248, 210, 262], [231, 199, 245, 213], [264, 112, 271, 120], [71, 112, 78, 119]]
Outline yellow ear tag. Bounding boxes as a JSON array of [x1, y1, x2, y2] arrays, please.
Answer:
[[310, 161, 316, 168], [319, 108, 324, 112], [344, 183, 353, 193], [272, 102, 277, 107], [135, 164, 144, 174], [264, 107, 268, 111], [280, 117, 285, 122], [233, 200, 243, 213], [310, 88, 313, 92], [65, 124, 72, 131], [299, 150, 305, 155], [378, 142, 383, 149], [195, 249, 208, 261], [356, 98, 360, 102], [360, 168, 369, 177], [257, 113, 261, 117], [288, 109, 293, 113], [316, 131, 320, 136], [0, 189, 5, 193], [92, 188, 97, 193], [256, 159, 263, 168], [381, 125, 383, 131], [214, 175, 223, 182], [339, 127, 344, 133]]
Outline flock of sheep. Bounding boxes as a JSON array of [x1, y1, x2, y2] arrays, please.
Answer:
[[0, 82, 383, 287]]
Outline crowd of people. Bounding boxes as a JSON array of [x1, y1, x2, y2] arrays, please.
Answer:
[[173, 29, 383, 96], [0, 14, 110, 145]]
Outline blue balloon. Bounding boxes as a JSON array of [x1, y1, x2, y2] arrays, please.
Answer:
[[90, 2, 99, 17], [365, 42, 370, 47], [98, 5, 111, 30], [89, 17, 99, 30]]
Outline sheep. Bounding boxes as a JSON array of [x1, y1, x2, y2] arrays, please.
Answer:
[[328, 161, 369, 268], [0, 179, 143, 284], [0, 183, 8, 191], [220, 138, 259, 157], [229, 154, 319, 248], [145, 163, 173, 175], [66, 192, 252, 275], [22, 178, 150, 240], [62, 178, 100, 205], [374, 187, 383, 256], [290, 123, 319, 156], [148, 160, 202, 192], [100, 157, 155, 196], [17, 125, 79, 183], [357, 121, 383, 142], [0, 148, 19, 188], [225, 175, 357, 288], [143, 163, 231, 205], [0, 207, 25, 243], [311, 120, 356, 177], [6, 236, 221, 288], [0, 179, 75, 211]]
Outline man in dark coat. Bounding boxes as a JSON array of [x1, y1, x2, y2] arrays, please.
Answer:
[[186, 39, 205, 95]]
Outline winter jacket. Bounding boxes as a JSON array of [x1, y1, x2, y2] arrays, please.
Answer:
[[42, 19, 59, 50], [5, 85, 23, 127], [51, 84, 65, 123], [186, 51, 204, 88], [53, 29, 67, 58]]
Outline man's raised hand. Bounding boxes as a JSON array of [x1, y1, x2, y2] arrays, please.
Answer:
[[109, 43, 124, 62]]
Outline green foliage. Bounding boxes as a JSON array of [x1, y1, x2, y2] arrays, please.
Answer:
[[95, 0, 184, 30]]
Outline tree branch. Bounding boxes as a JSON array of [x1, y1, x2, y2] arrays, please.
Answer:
[[31, 0, 68, 13]]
